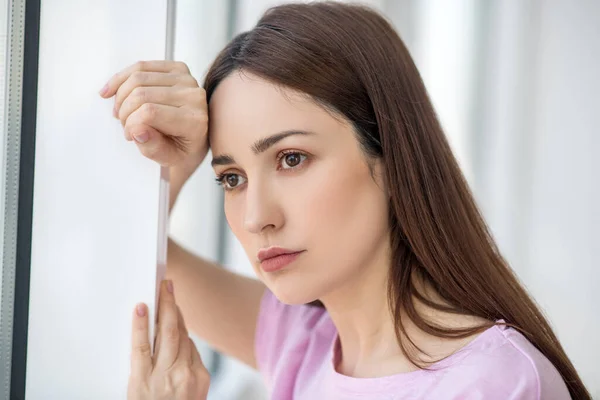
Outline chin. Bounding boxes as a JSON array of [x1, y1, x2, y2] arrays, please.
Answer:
[[267, 281, 321, 306]]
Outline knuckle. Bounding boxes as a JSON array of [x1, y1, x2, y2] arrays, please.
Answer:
[[198, 367, 211, 382], [190, 87, 207, 104], [150, 375, 174, 395], [178, 73, 197, 86], [131, 70, 146, 85], [195, 367, 211, 389], [132, 87, 147, 103], [190, 75, 200, 87], [135, 60, 146, 71], [134, 342, 152, 358], [165, 324, 179, 342], [178, 368, 196, 384], [170, 370, 197, 395], [139, 142, 160, 159], [180, 368, 208, 391], [175, 61, 190, 73], [141, 103, 157, 120]]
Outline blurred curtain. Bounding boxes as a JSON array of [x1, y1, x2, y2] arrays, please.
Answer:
[[472, 1, 599, 393], [409, 0, 599, 394]]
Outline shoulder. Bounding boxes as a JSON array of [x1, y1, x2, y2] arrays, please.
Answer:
[[438, 324, 571, 400]]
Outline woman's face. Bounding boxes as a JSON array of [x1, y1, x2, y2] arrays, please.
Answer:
[[209, 71, 390, 304]]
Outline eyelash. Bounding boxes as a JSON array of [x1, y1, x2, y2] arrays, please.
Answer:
[[214, 150, 308, 192]]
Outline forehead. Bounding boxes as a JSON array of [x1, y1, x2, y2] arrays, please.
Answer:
[[207, 71, 345, 148]]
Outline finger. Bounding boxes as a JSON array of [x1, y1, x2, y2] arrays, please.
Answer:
[[176, 305, 189, 338], [155, 280, 180, 371], [125, 102, 204, 141], [99, 60, 191, 98], [126, 124, 187, 166], [175, 306, 193, 366], [153, 294, 191, 368], [118, 86, 205, 129], [152, 280, 176, 366], [114, 71, 198, 117], [130, 303, 152, 378]]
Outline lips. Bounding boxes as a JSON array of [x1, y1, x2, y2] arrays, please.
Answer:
[[257, 247, 305, 273], [257, 246, 303, 262]]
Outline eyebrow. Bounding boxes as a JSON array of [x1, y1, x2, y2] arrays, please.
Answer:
[[211, 130, 314, 168]]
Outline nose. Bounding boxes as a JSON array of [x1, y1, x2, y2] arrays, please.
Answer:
[[243, 180, 283, 234]]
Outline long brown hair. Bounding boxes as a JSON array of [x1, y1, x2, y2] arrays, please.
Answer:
[[202, 2, 590, 398]]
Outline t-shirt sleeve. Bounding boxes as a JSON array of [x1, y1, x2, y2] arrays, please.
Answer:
[[254, 288, 327, 387], [503, 329, 573, 400], [443, 328, 572, 400]]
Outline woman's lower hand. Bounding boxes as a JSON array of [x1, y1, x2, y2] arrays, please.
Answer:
[[128, 280, 210, 400]]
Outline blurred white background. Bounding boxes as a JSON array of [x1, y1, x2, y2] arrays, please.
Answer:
[[1, 0, 597, 398], [168, 0, 599, 398]]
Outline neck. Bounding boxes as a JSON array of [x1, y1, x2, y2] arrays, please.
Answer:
[[320, 241, 409, 377], [320, 246, 487, 378]]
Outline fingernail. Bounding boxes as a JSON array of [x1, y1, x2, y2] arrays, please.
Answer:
[[167, 280, 174, 294], [99, 84, 108, 96], [136, 303, 146, 317], [113, 104, 118, 118], [134, 132, 149, 143]]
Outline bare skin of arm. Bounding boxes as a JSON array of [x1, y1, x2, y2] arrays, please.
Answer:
[[167, 172, 266, 369]]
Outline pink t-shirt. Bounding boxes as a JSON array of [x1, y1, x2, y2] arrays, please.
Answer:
[[255, 288, 571, 400]]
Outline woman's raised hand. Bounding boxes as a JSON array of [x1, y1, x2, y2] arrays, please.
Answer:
[[99, 60, 209, 176]]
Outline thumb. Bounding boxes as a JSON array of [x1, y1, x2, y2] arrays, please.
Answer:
[[129, 124, 185, 167]]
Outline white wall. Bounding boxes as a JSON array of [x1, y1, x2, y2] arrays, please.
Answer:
[[25, 1, 167, 398]]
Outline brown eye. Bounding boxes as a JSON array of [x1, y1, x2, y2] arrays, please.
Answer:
[[215, 173, 247, 191], [226, 174, 240, 187], [280, 152, 306, 169], [285, 154, 301, 167]]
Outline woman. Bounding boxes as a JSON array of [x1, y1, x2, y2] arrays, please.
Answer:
[[100, 2, 590, 399]]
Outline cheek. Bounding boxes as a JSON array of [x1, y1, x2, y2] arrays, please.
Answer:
[[303, 162, 387, 228], [301, 161, 388, 254], [302, 169, 356, 225], [223, 196, 246, 241]]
